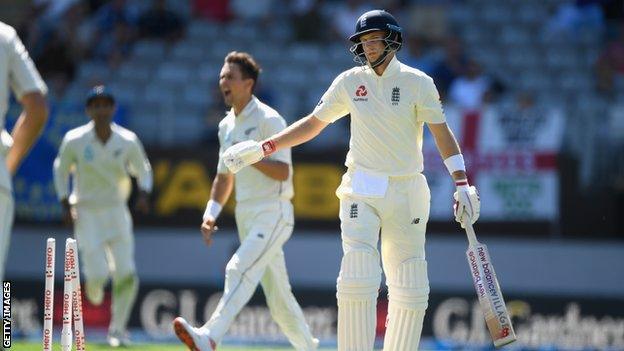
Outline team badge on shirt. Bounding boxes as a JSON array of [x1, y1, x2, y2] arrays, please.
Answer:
[[244, 127, 256, 136], [353, 85, 368, 102], [84, 145, 94, 162], [349, 203, 358, 218], [391, 87, 400, 105]]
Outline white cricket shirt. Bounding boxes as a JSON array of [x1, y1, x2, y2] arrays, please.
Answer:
[[53, 122, 153, 207], [0, 21, 48, 191], [312, 56, 445, 176], [217, 96, 293, 203]]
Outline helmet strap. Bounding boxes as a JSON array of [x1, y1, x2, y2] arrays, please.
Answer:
[[368, 46, 392, 69]]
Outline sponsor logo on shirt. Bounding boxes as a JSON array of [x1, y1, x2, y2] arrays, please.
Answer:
[[356, 85, 367, 96], [353, 85, 368, 102]]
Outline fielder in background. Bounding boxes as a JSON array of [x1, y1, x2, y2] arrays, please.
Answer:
[[173, 52, 318, 351], [53, 86, 152, 347], [0, 21, 48, 290], [222, 10, 481, 351]]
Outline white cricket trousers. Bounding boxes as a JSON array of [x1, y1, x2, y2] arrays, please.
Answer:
[[336, 173, 431, 351], [0, 187, 14, 286], [203, 199, 317, 350], [73, 203, 138, 334], [74, 204, 136, 283]]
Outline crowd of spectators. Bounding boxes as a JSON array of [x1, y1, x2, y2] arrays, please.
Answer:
[[9, 0, 511, 115], [14, 0, 186, 98], [4, 0, 623, 151]]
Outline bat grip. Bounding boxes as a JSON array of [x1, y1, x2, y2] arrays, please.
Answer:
[[464, 222, 480, 246]]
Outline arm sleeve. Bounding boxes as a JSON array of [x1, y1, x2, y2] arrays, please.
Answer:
[[311, 73, 349, 123], [127, 136, 153, 192], [216, 126, 229, 174], [262, 115, 291, 165], [416, 76, 445, 124], [53, 138, 74, 201], [7, 26, 48, 98]]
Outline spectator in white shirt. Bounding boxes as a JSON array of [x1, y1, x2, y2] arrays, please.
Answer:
[[448, 59, 490, 111]]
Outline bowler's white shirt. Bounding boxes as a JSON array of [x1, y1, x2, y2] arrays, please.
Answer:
[[0, 21, 47, 191], [312, 56, 445, 176], [217, 96, 293, 203], [54, 122, 153, 207]]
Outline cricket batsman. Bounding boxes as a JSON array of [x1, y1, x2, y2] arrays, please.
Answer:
[[221, 10, 480, 351]]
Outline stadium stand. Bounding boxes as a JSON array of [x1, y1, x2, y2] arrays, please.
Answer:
[[3, 0, 623, 236]]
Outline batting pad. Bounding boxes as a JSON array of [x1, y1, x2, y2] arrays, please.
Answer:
[[338, 298, 376, 351], [386, 258, 429, 310], [336, 250, 381, 299], [336, 250, 381, 351], [383, 258, 429, 351], [383, 307, 425, 351]]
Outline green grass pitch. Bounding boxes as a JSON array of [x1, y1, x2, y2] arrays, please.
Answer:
[[9, 341, 338, 350]]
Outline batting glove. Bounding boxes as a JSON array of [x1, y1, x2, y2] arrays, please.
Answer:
[[453, 179, 480, 228], [223, 140, 276, 174]]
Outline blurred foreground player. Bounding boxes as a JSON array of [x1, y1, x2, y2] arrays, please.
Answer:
[[53, 86, 152, 347], [222, 10, 480, 351], [173, 52, 318, 351], [0, 21, 48, 291]]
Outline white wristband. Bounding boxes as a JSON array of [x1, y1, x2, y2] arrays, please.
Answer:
[[444, 154, 466, 175], [203, 200, 222, 221]]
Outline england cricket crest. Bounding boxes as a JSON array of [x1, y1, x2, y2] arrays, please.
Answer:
[[391, 87, 400, 105]]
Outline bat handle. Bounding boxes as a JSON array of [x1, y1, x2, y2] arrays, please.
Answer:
[[464, 221, 480, 246]]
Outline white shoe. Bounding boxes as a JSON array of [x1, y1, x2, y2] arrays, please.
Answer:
[[312, 337, 320, 350], [107, 330, 131, 348], [173, 317, 217, 351]]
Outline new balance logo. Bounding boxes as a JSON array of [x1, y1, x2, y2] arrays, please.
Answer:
[[392, 87, 400, 105], [350, 203, 358, 219], [411, 218, 420, 224]]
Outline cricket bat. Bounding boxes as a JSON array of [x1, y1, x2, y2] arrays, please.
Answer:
[[464, 222, 516, 347]]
